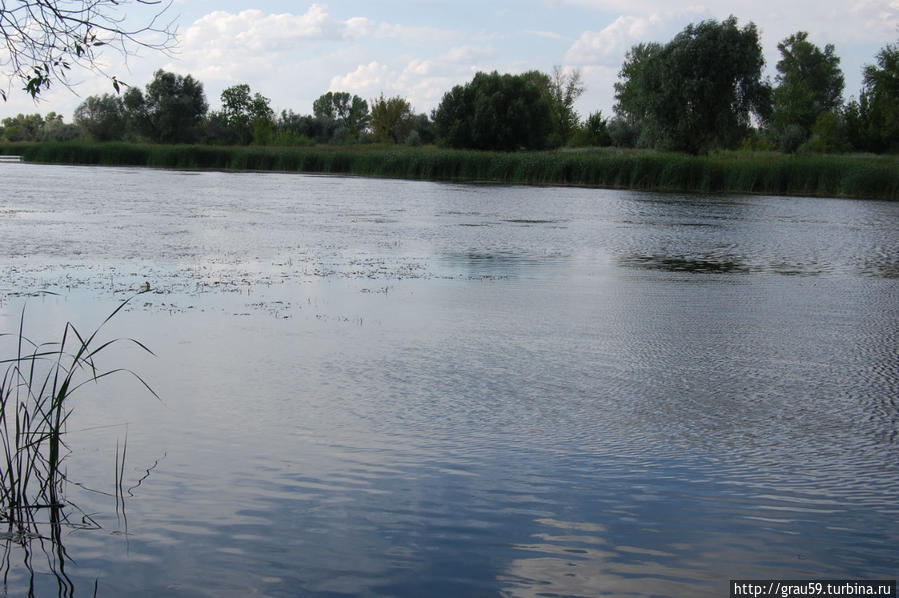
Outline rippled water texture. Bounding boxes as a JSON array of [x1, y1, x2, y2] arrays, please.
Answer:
[[0, 164, 897, 597]]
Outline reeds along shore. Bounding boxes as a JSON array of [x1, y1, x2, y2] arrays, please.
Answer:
[[2, 141, 897, 200]]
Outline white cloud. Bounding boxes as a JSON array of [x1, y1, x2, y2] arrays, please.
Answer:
[[565, 15, 662, 65], [181, 5, 345, 56], [845, 0, 899, 39], [564, 8, 715, 66], [554, 0, 899, 44], [329, 62, 392, 95], [443, 45, 499, 63], [526, 30, 567, 40], [372, 23, 460, 44]]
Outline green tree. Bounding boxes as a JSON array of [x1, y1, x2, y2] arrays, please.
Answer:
[[859, 41, 899, 152], [409, 113, 435, 145], [523, 67, 585, 146], [124, 70, 208, 144], [312, 91, 370, 141], [548, 66, 585, 145], [217, 84, 275, 145], [433, 71, 555, 151], [74, 93, 126, 141], [772, 31, 844, 150], [1, 113, 44, 141], [571, 111, 611, 147], [804, 110, 848, 153], [370, 94, 414, 144], [613, 17, 771, 154], [613, 42, 663, 133], [38, 112, 79, 141]]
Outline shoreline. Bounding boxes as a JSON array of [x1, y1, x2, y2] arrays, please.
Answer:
[[2, 141, 897, 201]]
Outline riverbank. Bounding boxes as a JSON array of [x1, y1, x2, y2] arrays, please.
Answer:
[[2, 141, 896, 200]]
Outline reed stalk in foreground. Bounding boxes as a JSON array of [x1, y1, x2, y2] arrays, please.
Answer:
[[0, 296, 156, 537]]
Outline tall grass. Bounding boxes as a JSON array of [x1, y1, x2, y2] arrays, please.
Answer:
[[0, 296, 155, 537], [4, 141, 897, 200]]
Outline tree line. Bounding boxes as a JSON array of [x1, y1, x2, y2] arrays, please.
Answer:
[[2, 16, 897, 154]]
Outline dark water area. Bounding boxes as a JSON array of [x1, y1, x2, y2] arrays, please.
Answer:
[[0, 163, 896, 597]]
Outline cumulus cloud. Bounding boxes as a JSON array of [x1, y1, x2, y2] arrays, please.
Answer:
[[329, 62, 393, 94], [525, 30, 567, 40], [372, 23, 460, 43], [845, 0, 899, 39], [183, 6, 342, 53], [565, 15, 662, 65], [555, 0, 898, 44], [328, 60, 455, 111], [443, 45, 499, 63], [327, 40, 509, 112], [564, 8, 713, 66]]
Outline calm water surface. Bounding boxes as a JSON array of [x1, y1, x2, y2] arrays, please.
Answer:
[[0, 163, 897, 597]]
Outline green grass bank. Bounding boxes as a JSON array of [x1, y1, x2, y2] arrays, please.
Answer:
[[2, 141, 897, 200]]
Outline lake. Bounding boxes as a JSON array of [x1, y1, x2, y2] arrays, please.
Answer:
[[0, 163, 896, 597]]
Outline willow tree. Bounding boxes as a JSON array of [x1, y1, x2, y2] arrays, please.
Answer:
[[433, 71, 555, 151], [0, 0, 177, 100], [614, 17, 771, 154]]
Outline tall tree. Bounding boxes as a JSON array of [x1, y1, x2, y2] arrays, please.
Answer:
[[0, 0, 176, 100], [39, 111, 79, 141], [312, 91, 370, 141], [614, 42, 662, 127], [124, 70, 208, 144], [524, 67, 585, 146], [859, 41, 899, 152], [217, 84, 275, 145], [433, 71, 555, 151], [370, 94, 414, 144], [549, 66, 585, 144], [613, 17, 770, 153], [772, 31, 844, 147], [74, 93, 126, 141]]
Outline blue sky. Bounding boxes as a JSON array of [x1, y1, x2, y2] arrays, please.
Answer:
[[2, 1, 897, 122]]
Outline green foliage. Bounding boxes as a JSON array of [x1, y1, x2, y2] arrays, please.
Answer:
[[217, 84, 275, 145], [859, 41, 899, 152], [410, 113, 435, 145], [613, 17, 771, 154], [433, 71, 555, 151], [276, 110, 338, 145], [607, 116, 641, 148], [0, 113, 79, 142], [40, 112, 80, 141], [124, 70, 208, 144], [312, 91, 370, 141], [779, 124, 807, 154], [370, 94, 415, 144], [803, 111, 848, 153], [521, 67, 585, 146], [613, 42, 661, 127], [1, 113, 45, 142], [772, 32, 844, 149], [571, 111, 612, 147], [74, 93, 127, 141], [12, 141, 899, 200], [272, 131, 316, 147], [739, 128, 777, 152]]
